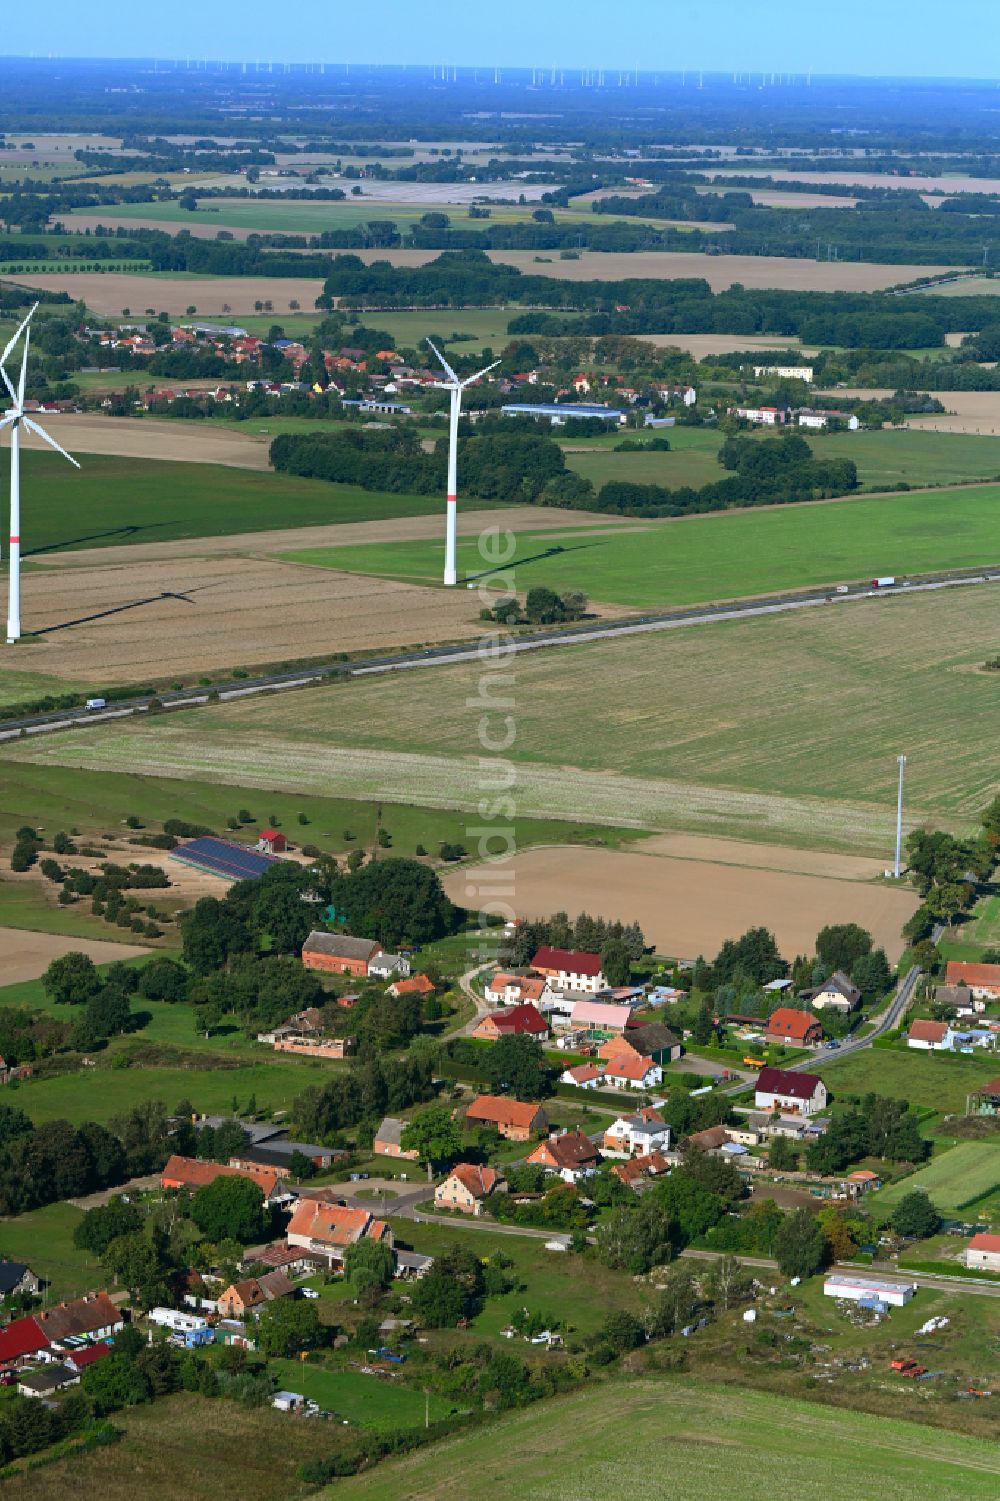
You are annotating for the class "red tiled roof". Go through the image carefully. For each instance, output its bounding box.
[909,1019,950,1043]
[475,1003,548,1037]
[287,1201,382,1249]
[945,962,1000,988]
[531,946,603,977]
[767,1008,821,1041]
[67,1342,111,1370]
[527,1130,600,1171]
[161,1155,281,1199]
[465,1095,543,1130]
[605,1054,657,1081]
[448,1163,502,1197]
[968,1232,1000,1253]
[0,1315,47,1364]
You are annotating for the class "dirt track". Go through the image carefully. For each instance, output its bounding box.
[442,843,916,961]
[18,413,272,469]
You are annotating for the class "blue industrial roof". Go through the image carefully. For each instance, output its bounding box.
[501,402,625,420]
[171,837,281,882]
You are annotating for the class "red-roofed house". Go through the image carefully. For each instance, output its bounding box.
[754,1067,827,1116]
[286,1201,393,1268]
[907,1019,955,1051]
[530,947,605,994]
[66,1342,112,1373]
[612,1152,672,1188]
[965,1231,1000,1272]
[434,1163,506,1216]
[945,962,1000,999]
[463,1095,548,1141]
[526,1130,601,1182]
[602,1053,663,1090]
[560,1062,606,1089]
[484,973,549,1008]
[256,828,287,855]
[388,974,435,998]
[0,1316,49,1370]
[766,1008,823,1047]
[473,1003,549,1042]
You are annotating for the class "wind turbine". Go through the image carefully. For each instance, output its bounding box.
[0,304,80,643]
[427,340,499,587]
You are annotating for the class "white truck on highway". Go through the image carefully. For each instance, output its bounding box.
[84,697,107,711]
[870,577,896,589]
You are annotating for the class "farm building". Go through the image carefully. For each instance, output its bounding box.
[501,401,627,425]
[823,1274,915,1307]
[754,1067,828,1117]
[171,836,282,882]
[569,999,638,1038]
[944,961,1000,999]
[301,932,383,977]
[388,974,435,998]
[373,1117,419,1161]
[965,1232,1000,1272]
[766,1009,823,1047]
[464,1095,548,1141]
[531,946,606,993]
[160,1154,290,1207]
[600,1021,681,1065]
[256,828,287,855]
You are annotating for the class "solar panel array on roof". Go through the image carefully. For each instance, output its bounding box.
[171,837,281,882]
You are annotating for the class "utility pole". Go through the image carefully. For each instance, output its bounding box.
[894,755,907,879]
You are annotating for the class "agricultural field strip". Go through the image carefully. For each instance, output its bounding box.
[871,1143,1000,1212]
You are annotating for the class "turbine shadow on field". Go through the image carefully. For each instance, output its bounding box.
[464,539,601,584]
[25,522,175,557]
[29,590,195,636]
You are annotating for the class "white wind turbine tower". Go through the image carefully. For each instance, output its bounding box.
[1,304,80,643]
[427,340,499,586]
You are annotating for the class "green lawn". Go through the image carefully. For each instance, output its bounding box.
[0,451,485,557]
[329,1377,1000,1501]
[0,1201,102,1301]
[819,1046,1000,1113]
[869,1141,1000,1215]
[0,668,87,710]
[268,1358,455,1430]
[0,877,149,944]
[964,892,1000,950]
[280,482,1000,610]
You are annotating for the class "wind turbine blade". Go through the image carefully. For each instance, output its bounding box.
[22,417,81,468]
[426,337,459,386]
[0,364,15,408]
[462,358,502,389]
[0,303,37,372]
[17,325,29,406]
[0,411,17,430]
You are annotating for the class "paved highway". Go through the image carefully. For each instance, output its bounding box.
[1,566,997,742]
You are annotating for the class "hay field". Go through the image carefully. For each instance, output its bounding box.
[872,1142,1000,1215]
[440,844,915,959]
[18,413,272,469]
[11,584,998,850]
[904,392,1000,435]
[329,1378,1000,1501]
[5,272,326,317]
[639,332,817,357]
[13,555,494,681]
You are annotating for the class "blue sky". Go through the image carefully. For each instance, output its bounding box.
[4,1,999,77]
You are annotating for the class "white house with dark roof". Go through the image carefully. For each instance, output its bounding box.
[798,970,861,1013]
[754,1066,827,1117]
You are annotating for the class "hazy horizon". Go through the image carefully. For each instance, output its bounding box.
[0,1,997,80]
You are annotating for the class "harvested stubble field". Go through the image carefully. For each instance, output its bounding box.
[10,584,998,851]
[18,412,272,469]
[441,843,915,960]
[0,926,149,984]
[309,482,1000,608]
[871,1142,1000,1215]
[5,271,327,317]
[328,1377,1000,1501]
[14,555,495,682]
[323,247,955,292]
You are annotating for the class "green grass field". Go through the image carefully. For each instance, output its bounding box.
[267,1358,455,1429]
[567,428,1000,496]
[0,1201,102,1301]
[0,451,480,556]
[820,1046,1000,1113]
[24,583,990,848]
[283,482,1000,610]
[4,1391,341,1501]
[329,1377,1000,1501]
[0,760,640,859]
[870,1141,1000,1214]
